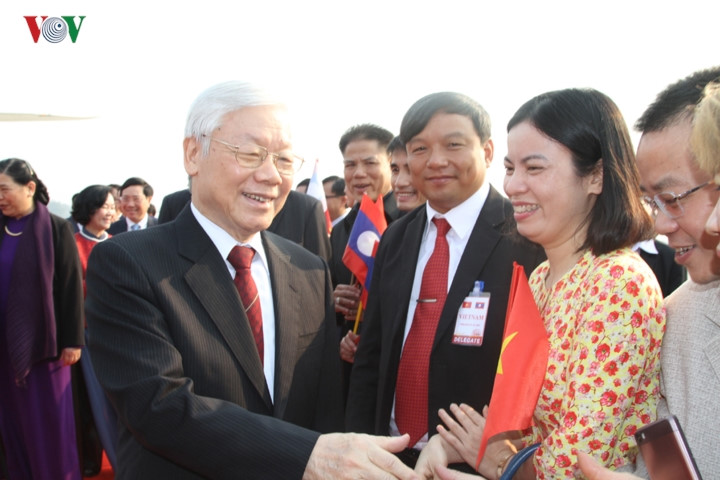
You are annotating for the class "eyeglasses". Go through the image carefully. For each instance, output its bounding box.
[203,135,304,176]
[642,181,710,219]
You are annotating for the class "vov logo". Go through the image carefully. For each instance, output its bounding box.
[24,16,86,43]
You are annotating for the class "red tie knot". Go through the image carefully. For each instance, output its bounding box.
[432,217,451,237]
[228,245,255,271]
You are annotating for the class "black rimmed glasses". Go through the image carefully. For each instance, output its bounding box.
[203,135,304,176]
[642,181,710,219]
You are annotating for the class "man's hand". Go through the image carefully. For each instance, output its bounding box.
[577,452,642,480]
[334,284,361,321]
[59,347,82,366]
[340,331,360,363]
[303,433,419,480]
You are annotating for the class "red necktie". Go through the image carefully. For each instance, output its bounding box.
[395,217,451,447]
[228,245,264,365]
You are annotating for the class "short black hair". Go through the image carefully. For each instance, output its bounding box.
[120,177,153,198]
[330,178,345,196]
[387,136,405,156]
[635,66,720,133]
[400,92,491,145]
[296,178,310,188]
[338,124,394,155]
[71,185,112,225]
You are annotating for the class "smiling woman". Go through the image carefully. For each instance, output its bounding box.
[0,158,85,480]
[418,89,665,480]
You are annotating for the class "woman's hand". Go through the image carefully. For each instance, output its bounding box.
[415,434,461,480]
[59,347,81,366]
[577,452,642,480]
[436,403,486,468]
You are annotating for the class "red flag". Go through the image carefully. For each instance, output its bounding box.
[341,194,387,304]
[476,262,549,468]
[306,158,331,234]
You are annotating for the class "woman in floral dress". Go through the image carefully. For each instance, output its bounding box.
[416,89,666,480]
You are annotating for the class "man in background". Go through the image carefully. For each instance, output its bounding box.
[107,177,157,234]
[322,175,349,228]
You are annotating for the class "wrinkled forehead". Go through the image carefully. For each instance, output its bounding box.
[218,105,293,146]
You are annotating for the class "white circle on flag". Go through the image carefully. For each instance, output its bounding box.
[357,231,380,256]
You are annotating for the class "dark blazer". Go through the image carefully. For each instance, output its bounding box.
[158,189,191,224]
[346,186,544,437]
[638,240,687,297]
[85,207,343,479]
[268,190,331,262]
[107,215,158,235]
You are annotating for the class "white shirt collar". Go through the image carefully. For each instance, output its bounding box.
[423,181,490,238]
[126,215,149,230]
[190,203,269,273]
[633,239,659,255]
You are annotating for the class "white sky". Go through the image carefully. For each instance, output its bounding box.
[1,0,718,213]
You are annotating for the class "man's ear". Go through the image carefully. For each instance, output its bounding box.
[184,137,201,176]
[483,139,494,167]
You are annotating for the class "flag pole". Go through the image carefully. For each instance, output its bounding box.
[353,301,363,334]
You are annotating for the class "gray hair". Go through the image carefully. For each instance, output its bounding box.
[184,81,283,156]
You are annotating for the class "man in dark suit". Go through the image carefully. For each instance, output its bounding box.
[345,92,544,469]
[158,184,191,224]
[268,189,331,262]
[331,124,401,324]
[634,238,687,297]
[107,177,158,234]
[85,81,416,480]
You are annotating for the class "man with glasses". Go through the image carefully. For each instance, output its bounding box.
[85,81,417,480]
[578,67,720,479]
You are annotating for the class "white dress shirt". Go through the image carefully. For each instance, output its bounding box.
[191,203,277,401]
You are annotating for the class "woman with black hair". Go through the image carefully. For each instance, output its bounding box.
[0,158,84,479]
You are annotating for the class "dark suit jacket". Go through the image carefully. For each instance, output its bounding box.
[107,215,158,235]
[85,207,343,479]
[158,189,191,224]
[346,186,545,437]
[268,190,331,262]
[638,240,687,297]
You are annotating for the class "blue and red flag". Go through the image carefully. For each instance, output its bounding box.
[342,193,387,304]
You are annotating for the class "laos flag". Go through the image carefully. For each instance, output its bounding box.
[342,194,387,304]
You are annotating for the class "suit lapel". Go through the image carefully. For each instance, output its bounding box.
[433,187,508,349]
[390,212,427,351]
[261,232,299,419]
[177,210,270,405]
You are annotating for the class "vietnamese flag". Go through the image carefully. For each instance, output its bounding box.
[341,193,387,304]
[476,262,549,468]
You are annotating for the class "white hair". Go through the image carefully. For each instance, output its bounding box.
[184,81,284,156]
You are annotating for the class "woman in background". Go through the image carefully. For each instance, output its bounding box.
[70,184,118,474]
[417,89,665,479]
[0,158,84,480]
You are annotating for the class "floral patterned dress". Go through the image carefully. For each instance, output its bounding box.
[522,248,665,478]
